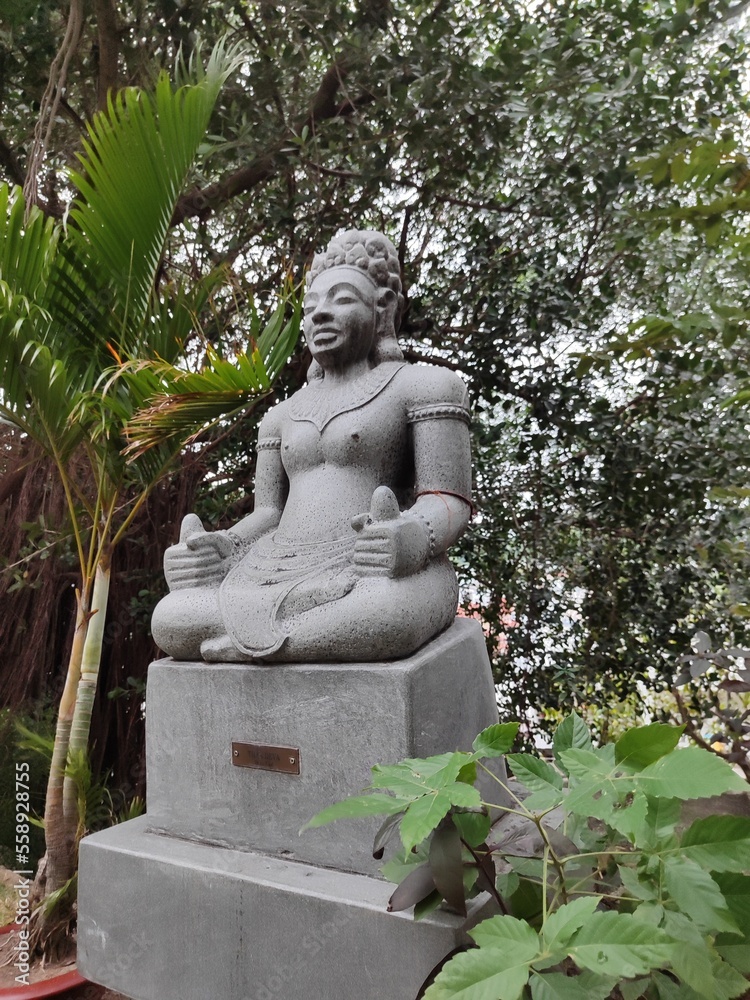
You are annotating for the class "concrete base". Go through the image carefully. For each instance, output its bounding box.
[78,817,476,1000]
[78,617,500,1000]
[145,617,497,874]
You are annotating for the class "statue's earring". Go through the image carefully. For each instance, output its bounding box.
[375,288,398,335]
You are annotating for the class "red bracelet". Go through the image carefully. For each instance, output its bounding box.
[415,490,477,517]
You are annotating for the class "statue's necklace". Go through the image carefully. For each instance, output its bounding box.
[288,362,406,432]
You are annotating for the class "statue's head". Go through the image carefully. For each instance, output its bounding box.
[305,230,404,378]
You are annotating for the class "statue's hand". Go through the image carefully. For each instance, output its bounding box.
[352,487,432,578]
[164,513,238,591]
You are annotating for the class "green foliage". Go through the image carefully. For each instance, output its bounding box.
[15,719,144,841]
[0,707,52,869]
[3,0,750,750]
[0,44,305,947]
[120,292,302,459]
[67,40,243,344]
[305,715,750,999]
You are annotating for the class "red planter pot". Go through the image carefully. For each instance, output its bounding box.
[0,923,102,999]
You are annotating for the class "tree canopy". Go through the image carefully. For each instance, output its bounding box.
[2,0,750,749]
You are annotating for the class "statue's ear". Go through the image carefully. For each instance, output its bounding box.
[376,287,398,334]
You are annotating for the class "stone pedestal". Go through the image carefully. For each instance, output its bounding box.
[78,618,499,1000]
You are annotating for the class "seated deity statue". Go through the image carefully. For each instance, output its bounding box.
[151,229,473,663]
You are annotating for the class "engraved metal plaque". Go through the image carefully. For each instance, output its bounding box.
[232,741,301,775]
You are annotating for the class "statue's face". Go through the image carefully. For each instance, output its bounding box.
[303,268,377,367]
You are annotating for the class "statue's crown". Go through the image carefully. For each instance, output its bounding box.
[308,230,402,306]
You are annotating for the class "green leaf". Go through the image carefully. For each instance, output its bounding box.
[636,747,749,800]
[679,815,750,872]
[639,796,682,848]
[414,889,444,921]
[401,792,453,850]
[370,763,435,798]
[66,41,243,342]
[300,792,409,832]
[557,749,614,780]
[422,945,533,1000]
[529,970,616,1000]
[472,723,520,758]
[715,936,750,974]
[618,865,657,901]
[553,713,593,771]
[441,782,482,809]
[608,792,649,844]
[469,914,540,952]
[670,940,722,999]
[564,779,621,824]
[674,945,750,1000]
[652,970,704,1000]
[661,908,708,949]
[507,856,546,879]
[542,897,600,950]
[620,979,651,1000]
[371,752,475,798]
[507,872,545,924]
[496,870,520,900]
[663,858,739,933]
[708,952,750,999]
[614,723,684,771]
[713,872,750,929]
[453,810,492,848]
[568,912,676,978]
[402,752,474,786]
[632,902,666,926]
[506,754,563,793]
[520,786,566,812]
[381,843,429,883]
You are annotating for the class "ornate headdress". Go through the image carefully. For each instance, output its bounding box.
[307,229,404,332]
[305,230,405,390]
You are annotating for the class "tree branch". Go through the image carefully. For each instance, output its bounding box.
[172,153,279,225]
[0,466,28,507]
[171,60,392,226]
[24,0,85,208]
[0,132,24,187]
[306,60,351,125]
[95,0,120,111]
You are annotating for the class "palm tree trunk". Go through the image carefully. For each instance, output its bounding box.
[33,556,111,957]
[63,553,111,844]
[39,589,89,899]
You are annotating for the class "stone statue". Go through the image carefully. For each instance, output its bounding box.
[151,230,473,663]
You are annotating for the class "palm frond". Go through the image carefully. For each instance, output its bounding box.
[0,275,87,458]
[121,292,301,459]
[62,40,243,351]
[0,186,59,300]
[142,265,228,365]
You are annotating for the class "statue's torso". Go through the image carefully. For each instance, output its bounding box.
[274,363,413,542]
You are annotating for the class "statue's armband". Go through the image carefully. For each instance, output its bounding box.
[407,401,472,501]
[406,402,471,428]
[256,437,282,452]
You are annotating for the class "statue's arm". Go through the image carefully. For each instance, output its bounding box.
[352,368,472,578]
[229,407,288,545]
[163,405,288,590]
[405,368,473,556]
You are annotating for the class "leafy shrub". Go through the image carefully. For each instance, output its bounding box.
[0,706,53,871]
[304,714,750,1000]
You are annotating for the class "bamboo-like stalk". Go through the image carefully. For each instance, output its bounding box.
[62,552,111,841]
[38,589,89,898]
